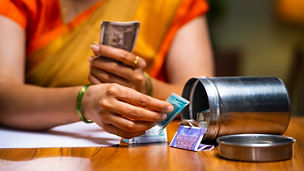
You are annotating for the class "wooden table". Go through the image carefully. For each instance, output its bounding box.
[0,117,303,171]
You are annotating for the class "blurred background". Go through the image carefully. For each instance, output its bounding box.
[207,0,304,116]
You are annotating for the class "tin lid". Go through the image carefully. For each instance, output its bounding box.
[217,134,296,162]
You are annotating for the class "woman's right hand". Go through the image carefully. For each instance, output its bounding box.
[82,83,174,139]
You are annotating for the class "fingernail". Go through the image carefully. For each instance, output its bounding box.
[88,56,93,62]
[168,105,174,112]
[162,114,167,120]
[90,44,100,52]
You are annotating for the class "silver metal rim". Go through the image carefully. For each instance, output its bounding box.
[217,134,296,147]
[217,134,295,161]
[197,77,221,141]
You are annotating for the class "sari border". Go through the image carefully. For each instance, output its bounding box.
[149,0,209,81]
[27,0,105,55]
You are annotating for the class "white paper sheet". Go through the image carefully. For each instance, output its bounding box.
[0,122,121,148]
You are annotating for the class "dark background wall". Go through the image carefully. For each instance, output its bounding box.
[207,0,304,115]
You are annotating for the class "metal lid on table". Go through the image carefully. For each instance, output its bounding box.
[216,134,296,162]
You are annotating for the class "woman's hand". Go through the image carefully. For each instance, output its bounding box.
[89,44,150,94]
[82,83,173,139]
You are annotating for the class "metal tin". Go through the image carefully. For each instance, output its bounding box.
[217,134,296,162]
[181,77,291,141]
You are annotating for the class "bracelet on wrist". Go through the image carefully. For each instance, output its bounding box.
[76,84,94,123]
[144,72,153,96]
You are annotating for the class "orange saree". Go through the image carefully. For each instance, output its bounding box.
[277,0,304,26]
[0,0,208,87]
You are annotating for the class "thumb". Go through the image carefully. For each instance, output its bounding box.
[90,44,101,55]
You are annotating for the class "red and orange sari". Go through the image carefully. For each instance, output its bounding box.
[0,0,208,87]
[277,0,304,26]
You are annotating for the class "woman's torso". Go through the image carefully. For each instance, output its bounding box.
[0,0,208,87]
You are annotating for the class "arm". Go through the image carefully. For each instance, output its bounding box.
[0,16,80,130]
[90,16,214,100]
[152,16,214,100]
[0,16,173,138]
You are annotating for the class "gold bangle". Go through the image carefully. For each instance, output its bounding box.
[144,72,153,96]
[76,84,94,123]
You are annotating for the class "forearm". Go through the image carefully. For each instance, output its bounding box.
[151,79,184,100]
[0,83,81,130]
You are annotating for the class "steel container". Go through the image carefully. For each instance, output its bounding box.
[181,77,291,141]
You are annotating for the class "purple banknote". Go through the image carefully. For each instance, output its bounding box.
[170,125,214,151]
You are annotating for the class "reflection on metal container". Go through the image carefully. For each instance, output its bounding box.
[181,77,291,142]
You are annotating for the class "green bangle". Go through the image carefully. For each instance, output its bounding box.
[144,72,153,96]
[76,84,94,123]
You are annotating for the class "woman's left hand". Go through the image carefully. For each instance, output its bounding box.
[89,44,150,94]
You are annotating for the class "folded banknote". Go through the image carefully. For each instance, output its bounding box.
[170,125,214,151]
[99,21,140,64]
[157,93,189,133]
[100,21,140,52]
[122,125,167,144]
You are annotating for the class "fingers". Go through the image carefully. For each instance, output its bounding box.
[91,67,135,88]
[88,83,174,138]
[90,58,146,87]
[90,44,148,93]
[106,84,173,113]
[91,57,136,82]
[91,44,146,68]
[101,113,155,133]
[102,123,146,139]
[88,74,101,84]
[108,100,166,122]
[118,87,173,113]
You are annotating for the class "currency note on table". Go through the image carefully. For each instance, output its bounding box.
[122,125,167,144]
[170,125,214,151]
[157,93,190,133]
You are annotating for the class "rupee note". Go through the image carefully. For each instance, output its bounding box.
[100,21,140,52]
[170,125,214,151]
[196,109,209,129]
[157,93,190,132]
[122,126,167,144]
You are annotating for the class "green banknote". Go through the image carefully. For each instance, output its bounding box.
[158,93,190,131]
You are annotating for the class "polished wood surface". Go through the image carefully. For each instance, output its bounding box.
[0,117,303,171]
